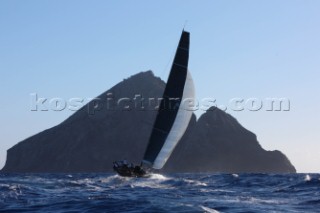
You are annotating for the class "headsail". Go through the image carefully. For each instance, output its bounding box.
[142,31,195,169]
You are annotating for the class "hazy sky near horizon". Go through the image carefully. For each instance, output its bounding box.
[1,1,319,172]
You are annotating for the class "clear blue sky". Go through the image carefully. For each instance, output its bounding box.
[1,0,319,172]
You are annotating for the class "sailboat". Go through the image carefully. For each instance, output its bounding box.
[113,30,195,177]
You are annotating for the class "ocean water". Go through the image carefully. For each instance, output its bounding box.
[0,173,319,212]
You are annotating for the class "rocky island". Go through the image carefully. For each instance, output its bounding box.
[1,71,296,173]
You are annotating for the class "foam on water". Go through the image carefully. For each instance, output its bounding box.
[232,173,239,178]
[148,173,170,181]
[129,173,174,189]
[99,174,119,183]
[304,174,311,181]
[200,205,220,213]
[0,173,319,212]
[183,178,207,186]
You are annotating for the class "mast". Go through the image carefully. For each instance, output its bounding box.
[142,30,194,169]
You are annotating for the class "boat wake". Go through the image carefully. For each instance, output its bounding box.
[148,173,170,181]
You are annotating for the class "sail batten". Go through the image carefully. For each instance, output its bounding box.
[173,63,188,68]
[142,31,194,169]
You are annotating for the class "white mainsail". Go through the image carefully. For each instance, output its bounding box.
[142,30,194,170]
[152,70,195,169]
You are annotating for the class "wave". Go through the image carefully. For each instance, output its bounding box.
[200,205,220,213]
[1,173,319,212]
[148,173,170,181]
[183,178,208,186]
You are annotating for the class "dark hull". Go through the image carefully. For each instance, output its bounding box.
[113,161,149,178]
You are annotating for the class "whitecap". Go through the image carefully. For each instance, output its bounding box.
[205,196,284,205]
[148,173,170,181]
[69,178,93,186]
[200,205,220,213]
[100,174,125,183]
[212,189,235,193]
[304,174,311,181]
[129,173,173,189]
[232,173,239,178]
[248,197,283,204]
[130,181,171,189]
[184,179,207,186]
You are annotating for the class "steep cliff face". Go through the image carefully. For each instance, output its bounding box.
[2,71,296,173]
[165,107,296,173]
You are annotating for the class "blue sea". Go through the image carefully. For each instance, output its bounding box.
[0,173,319,212]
